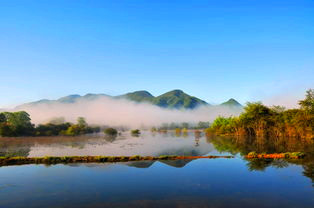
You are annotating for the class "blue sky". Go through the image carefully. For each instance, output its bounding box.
[0,0,313,107]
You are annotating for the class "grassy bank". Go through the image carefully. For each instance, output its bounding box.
[0,155,234,166]
[0,153,306,166]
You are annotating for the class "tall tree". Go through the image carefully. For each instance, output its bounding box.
[299,89,314,113]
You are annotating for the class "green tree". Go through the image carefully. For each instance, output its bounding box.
[239,102,274,137]
[299,89,314,113]
[77,117,87,128]
[0,111,34,136]
[64,125,81,136]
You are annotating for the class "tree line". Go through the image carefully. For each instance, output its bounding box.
[152,121,210,132]
[206,89,313,140]
[0,113,100,137]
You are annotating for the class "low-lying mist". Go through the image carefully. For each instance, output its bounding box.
[15,97,242,128]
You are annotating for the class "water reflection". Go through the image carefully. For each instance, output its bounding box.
[0,132,313,185]
[0,132,215,158]
[0,132,313,208]
[207,135,314,186]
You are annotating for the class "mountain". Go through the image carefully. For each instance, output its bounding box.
[15,93,110,110]
[220,98,242,107]
[16,99,55,109]
[153,90,208,109]
[118,89,209,109]
[14,90,242,110]
[118,90,154,103]
[57,94,110,103]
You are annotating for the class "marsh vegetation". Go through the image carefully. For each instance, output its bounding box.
[206,89,313,140]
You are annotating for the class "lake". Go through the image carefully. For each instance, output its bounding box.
[0,132,313,208]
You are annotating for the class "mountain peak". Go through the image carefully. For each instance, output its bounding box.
[155,90,208,109]
[129,90,154,97]
[168,89,184,94]
[119,90,154,103]
[220,98,242,107]
[227,98,237,102]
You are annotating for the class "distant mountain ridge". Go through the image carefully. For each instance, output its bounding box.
[120,89,209,109]
[15,90,242,110]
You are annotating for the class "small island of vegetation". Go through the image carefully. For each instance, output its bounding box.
[131,129,141,136]
[104,128,118,136]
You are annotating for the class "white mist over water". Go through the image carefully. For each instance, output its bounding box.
[14,97,242,128]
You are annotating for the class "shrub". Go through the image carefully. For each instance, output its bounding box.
[131,129,141,135]
[248,151,258,158]
[104,128,118,136]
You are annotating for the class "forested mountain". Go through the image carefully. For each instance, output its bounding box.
[119,89,209,109]
[152,90,208,109]
[14,90,242,110]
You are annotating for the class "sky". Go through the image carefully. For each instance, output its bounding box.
[0,0,313,108]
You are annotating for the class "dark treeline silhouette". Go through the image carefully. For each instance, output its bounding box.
[206,89,313,140]
[0,113,100,137]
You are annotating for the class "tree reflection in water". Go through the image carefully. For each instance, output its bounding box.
[206,134,314,186]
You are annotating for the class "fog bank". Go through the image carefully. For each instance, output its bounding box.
[15,97,242,128]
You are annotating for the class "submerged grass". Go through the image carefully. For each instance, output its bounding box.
[0,155,234,166]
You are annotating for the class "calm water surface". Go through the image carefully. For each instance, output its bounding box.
[0,132,313,208]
